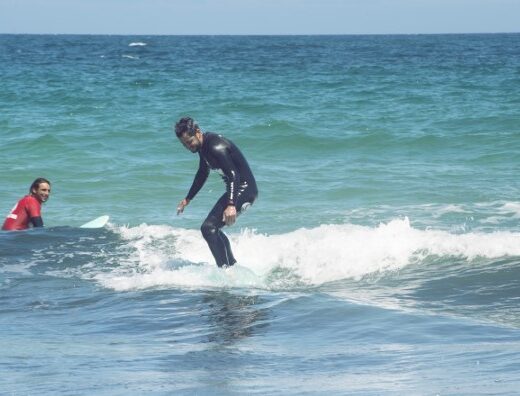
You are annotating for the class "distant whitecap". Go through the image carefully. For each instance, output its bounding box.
[128,42,147,47]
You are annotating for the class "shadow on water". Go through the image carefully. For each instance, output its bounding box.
[155,290,272,393]
[202,291,270,346]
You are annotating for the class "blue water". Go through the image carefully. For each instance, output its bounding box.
[1,34,520,395]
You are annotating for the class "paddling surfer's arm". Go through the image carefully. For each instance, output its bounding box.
[31,216,44,227]
[27,196,44,227]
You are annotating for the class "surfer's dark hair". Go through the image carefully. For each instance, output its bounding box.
[175,117,199,138]
[30,177,51,193]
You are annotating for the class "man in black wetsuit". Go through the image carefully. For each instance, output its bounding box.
[174,117,258,268]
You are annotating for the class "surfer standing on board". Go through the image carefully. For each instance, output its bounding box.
[174,117,258,268]
[2,178,51,231]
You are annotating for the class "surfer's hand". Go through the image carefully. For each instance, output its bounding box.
[177,198,189,215]
[223,205,237,226]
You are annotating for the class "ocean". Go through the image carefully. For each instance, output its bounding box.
[1,33,520,395]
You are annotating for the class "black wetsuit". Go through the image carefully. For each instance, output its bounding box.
[186,132,258,267]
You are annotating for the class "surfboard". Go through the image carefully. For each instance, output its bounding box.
[224,265,260,287]
[80,215,109,229]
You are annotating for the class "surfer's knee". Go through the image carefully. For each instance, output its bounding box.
[200,221,218,241]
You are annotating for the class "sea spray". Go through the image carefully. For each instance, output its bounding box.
[93,218,520,291]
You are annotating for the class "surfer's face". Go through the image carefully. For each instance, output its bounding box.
[179,131,202,153]
[32,183,51,203]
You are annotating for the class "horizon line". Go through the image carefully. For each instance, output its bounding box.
[1,31,519,37]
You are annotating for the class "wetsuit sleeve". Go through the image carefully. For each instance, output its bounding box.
[186,155,210,201]
[26,198,43,228]
[30,216,44,227]
[209,143,240,206]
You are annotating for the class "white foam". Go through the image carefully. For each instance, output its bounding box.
[341,202,520,240]
[432,204,469,216]
[95,264,263,292]
[94,219,520,291]
[499,201,520,218]
[128,42,147,47]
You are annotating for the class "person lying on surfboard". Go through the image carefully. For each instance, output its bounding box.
[2,178,51,231]
[174,117,258,268]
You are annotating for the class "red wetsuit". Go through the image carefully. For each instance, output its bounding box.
[2,195,42,231]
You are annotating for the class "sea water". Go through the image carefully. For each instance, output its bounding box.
[1,34,520,395]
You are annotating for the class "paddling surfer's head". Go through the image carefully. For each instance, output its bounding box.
[30,178,51,203]
[175,117,203,153]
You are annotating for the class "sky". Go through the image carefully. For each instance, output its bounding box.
[1,0,519,35]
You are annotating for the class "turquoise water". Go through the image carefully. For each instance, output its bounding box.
[1,34,520,394]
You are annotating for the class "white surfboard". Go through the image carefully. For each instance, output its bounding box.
[80,215,109,229]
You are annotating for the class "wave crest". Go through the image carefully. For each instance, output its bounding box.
[93,218,520,291]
